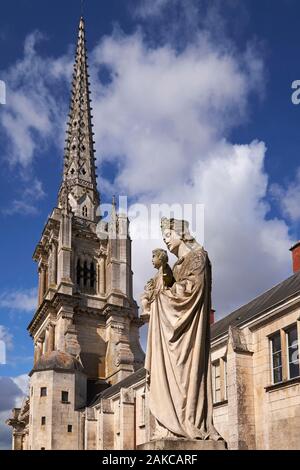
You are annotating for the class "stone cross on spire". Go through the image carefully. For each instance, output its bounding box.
[58,17,100,221]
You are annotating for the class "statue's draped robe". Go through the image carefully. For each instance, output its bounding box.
[145,247,219,440]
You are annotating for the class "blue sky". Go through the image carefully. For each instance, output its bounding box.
[1,0,300,448]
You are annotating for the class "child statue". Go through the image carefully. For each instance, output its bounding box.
[140,248,174,322]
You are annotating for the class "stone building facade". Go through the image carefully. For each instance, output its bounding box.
[7,17,300,451]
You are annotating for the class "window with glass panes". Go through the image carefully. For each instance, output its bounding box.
[212,360,221,403]
[224,359,228,400]
[271,333,282,384]
[286,325,299,379]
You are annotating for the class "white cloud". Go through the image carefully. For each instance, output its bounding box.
[0,410,12,450]
[2,178,46,216]
[185,141,291,314]
[0,375,29,450]
[129,141,292,317]
[92,32,260,196]
[132,0,252,55]
[0,288,37,313]
[271,169,300,223]
[0,31,72,168]
[3,200,39,216]
[12,374,29,403]
[0,31,72,215]
[0,325,13,351]
[23,178,45,200]
[89,31,293,316]
[134,0,169,18]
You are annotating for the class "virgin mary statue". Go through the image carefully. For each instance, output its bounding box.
[144,217,221,441]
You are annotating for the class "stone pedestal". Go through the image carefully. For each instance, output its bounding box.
[137,439,227,451]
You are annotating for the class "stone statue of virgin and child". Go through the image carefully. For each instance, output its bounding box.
[140,217,223,444]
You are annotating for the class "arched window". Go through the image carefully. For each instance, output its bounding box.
[76,260,81,285]
[90,262,95,289]
[83,261,88,287]
[82,206,88,217]
[76,258,96,293]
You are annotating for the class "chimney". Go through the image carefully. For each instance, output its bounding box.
[290,241,300,273]
[210,309,215,325]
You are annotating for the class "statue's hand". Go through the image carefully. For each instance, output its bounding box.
[145,279,154,290]
[140,312,150,324]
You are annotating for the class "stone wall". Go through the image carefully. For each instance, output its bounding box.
[251,308,300,449]
[29,370,86,450]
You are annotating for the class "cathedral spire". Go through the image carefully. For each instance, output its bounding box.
[58,17,100,220]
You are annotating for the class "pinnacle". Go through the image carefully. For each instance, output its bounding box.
[58,17,100,210]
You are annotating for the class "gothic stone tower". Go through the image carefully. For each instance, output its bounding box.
[23,17,144,451]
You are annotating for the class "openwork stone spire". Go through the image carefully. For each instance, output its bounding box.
[58,17,99,219]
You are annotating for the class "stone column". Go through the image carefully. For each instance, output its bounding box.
[44,266,48,294]
[98,400,114,450]
[42,336,46,355]
[12,431,24,450]
[57,212,73,294]
[48,247,54,286]
[80,260,84,291]
[44,328,49,354]
[38,267,43,305]
[38,268,41,305]
[23,429,29,450]
[53,242,58,285]
[34,343,38,365]
[36,339,43,362]
[47,323,55,353]
[39,264,47,302]
[119,388,135,450]
[49,244,58,287]
[97,264,100,294]
[34,341,43,365]
[85,408,97,450]
[99,257,106,296]
[117,214,132,298]
[65,323,81,357]
[56,304,74,352]
[105,311,134,384]
[227,326,256,450]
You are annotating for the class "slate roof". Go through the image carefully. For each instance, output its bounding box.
[211,270,300,340]
[90,367,146,407]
